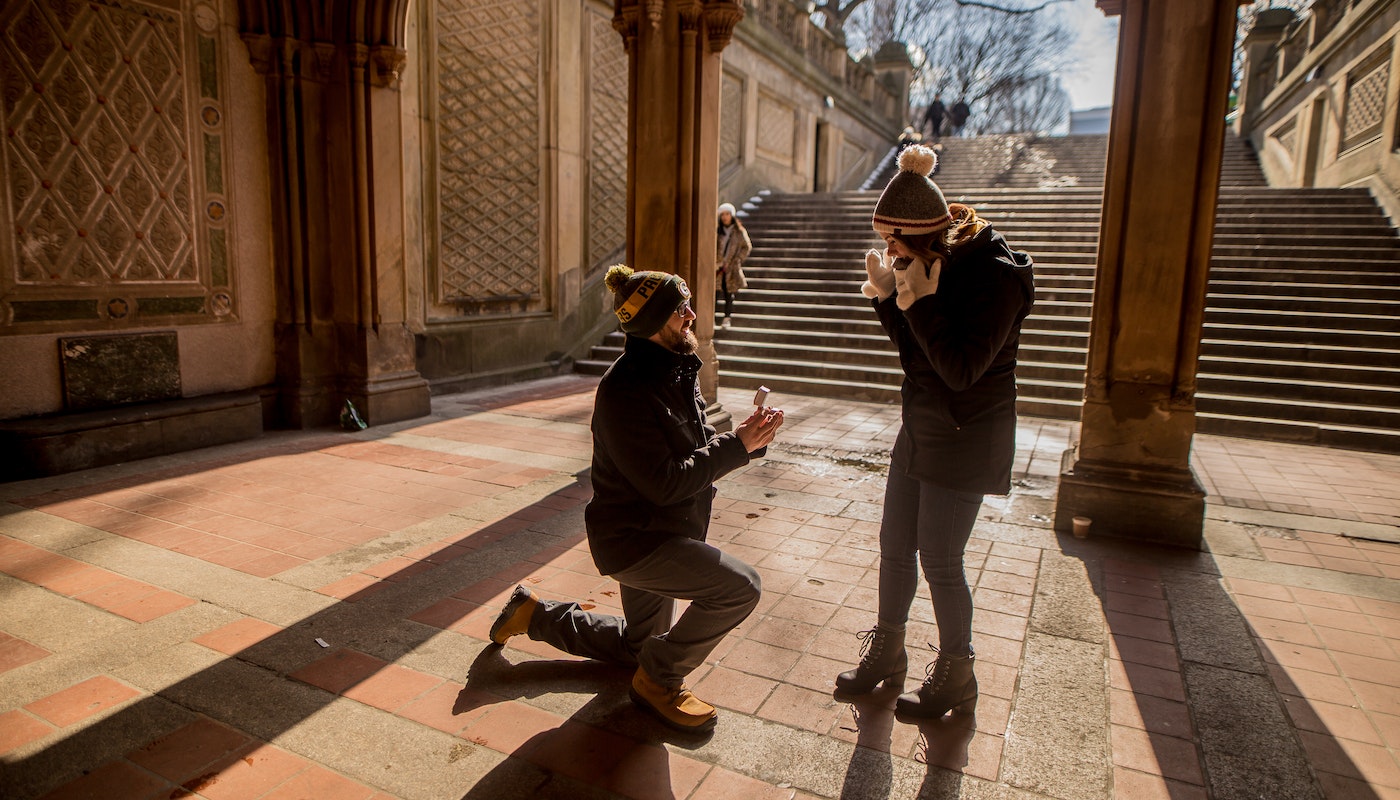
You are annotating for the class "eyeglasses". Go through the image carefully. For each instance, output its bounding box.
[675,300,693,317]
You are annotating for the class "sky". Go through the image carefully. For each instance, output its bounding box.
[1060,0,1120,111]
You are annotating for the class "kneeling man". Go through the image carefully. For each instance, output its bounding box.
[489,265,783,732]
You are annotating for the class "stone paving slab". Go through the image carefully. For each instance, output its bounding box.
[0,375,1397,799]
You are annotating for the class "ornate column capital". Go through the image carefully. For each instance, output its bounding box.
[702,0,745,53]
[613,1,642,52]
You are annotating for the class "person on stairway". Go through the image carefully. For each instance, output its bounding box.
[489,265,784,734]
[716,202,752,331]
[837,144,1035,721]
[922,93,946,140]
[949,99,971,136]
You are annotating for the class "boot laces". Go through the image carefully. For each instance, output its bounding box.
[920,646,950,692]
[854,628,886,667]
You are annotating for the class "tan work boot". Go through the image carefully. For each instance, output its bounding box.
[488,585,538,645]
[628,667,717,733]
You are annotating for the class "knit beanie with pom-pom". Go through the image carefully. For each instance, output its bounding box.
[872,144,951,236]
[605,264,691,338]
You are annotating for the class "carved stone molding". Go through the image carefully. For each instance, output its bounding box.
[613,1,641,51]
[703,0,745,53]
[645,0,665,29]
[370,45,407,88]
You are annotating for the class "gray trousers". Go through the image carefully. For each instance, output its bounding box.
[526,536,761,687]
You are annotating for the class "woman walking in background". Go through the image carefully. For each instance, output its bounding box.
[716,202,752,331]
[835,144,1034,720]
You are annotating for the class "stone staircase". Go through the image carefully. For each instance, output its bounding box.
[577,133,1400,452]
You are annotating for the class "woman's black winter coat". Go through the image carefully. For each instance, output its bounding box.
[873,225,1035,495]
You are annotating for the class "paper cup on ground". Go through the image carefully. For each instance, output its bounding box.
[1072,516,1092,539]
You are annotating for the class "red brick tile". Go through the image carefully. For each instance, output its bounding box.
[766,594,840,626]
[25,676,142,727]
[756,683,842,734]
[73,578,161,612]
[316,574,389,602]
[237,552,307,578]
[610,748,712,800]
[1110,634,1180,671]
[128,717,254,783]
[1110,724,1204,784]
[790,576,855,605]
[1284,697,1384,746]
[362,556,436,582]
[1248,617,1323,648]
[1304,605,1379,635]
[1333,651,1400,688]
[720,639,802,681]
[37,564,120,597]
[194,618,285,655]
[1105,611,1173,646]
[1298,730,1400,789]
[0,631,51,673]
[1290,587,1361,613]
[1103,558,1162,580]
[973,586,1033,617]
[1109,690,1194,739]
[398,681,494,734]
[460,700,564,753]
[1109,660,1186,703]
[1112,767,1209,800]
[0,709,54,754]
[195,744,308,800]
[109,590,197,623]
[1376,712,1400,751]
[342,664,443,712]
[977,570,1035,596]
[693,666,779,714]
[290,649,388,695]
[972,609,1028,642]
[1357,597,1400,621]
[1235,594,1306,623]
[408,596,477,629]
[1268,665,1358,706]
[969,634,1023,668]
[783,652,851,694]
[1106,591,1169,620]
[1226,577,1294,602]
[38,758,170,800]
[1260,641,1338,674]
[689,766,797,800]
[984,555,1038,578]
[748,616,821,651]
[260,765,377,800]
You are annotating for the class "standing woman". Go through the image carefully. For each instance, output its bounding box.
[834,144,1034,719]
[715,202,752,330]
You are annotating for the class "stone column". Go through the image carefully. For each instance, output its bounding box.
[240,31,430,428]
[613,0,744,421]
[1234,8,1296,137]
[1054,0,1241,548]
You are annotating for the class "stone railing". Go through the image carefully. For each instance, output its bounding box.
[741,0,904,124]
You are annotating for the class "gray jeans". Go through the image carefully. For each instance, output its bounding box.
[526,536,761,687]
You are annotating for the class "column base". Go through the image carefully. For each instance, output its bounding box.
[348,372,432,427]
[1054,445,1206,549]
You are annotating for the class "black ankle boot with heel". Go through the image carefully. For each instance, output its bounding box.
[896,647,977,719]
[834,626,908,695]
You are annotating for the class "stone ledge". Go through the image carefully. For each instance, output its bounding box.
[0,391,263,482]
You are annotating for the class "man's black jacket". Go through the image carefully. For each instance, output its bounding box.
[585,335,755,574]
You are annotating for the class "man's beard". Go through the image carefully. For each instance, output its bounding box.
[660,324,698,354]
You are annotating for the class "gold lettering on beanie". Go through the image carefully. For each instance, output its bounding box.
[616,273,665,323]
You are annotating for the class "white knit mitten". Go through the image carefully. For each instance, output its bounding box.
[895,256,942,310]
[861,249,896,301]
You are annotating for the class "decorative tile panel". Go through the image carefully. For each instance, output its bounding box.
[435,0,543,309]
[1341,48,1390,152]
[0,0,232,328]
[838,140,870,188]
[587,9,627,274]
[756,93,796,165]
[720,71,743,169]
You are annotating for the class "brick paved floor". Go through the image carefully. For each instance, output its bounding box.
[0,375,1397,799]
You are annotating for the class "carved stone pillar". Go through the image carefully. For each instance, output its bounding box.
[1054,0,1240,548]
[613,0,744,421]
[240,31,429,428]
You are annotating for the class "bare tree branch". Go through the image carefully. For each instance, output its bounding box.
[952,0,1072,13]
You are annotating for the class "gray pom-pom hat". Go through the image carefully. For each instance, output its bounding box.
[872,145,951,236]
